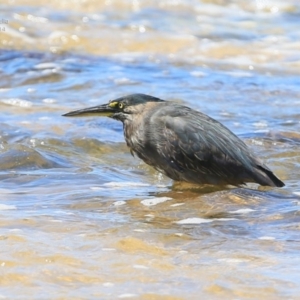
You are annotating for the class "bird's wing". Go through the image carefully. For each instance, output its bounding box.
[157,107,255,178]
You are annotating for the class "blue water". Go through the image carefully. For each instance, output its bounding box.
[0,1,300,298]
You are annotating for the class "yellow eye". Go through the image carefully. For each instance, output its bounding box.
[118,102,124,109]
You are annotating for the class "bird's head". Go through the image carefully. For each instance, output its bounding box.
[63,93,164,122]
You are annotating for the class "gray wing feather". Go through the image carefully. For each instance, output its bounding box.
[141,103,284,187]
[155,105,256,183]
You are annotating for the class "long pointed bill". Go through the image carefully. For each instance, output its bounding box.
[62,103,117,117]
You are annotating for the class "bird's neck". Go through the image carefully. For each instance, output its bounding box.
[123,118,144,151]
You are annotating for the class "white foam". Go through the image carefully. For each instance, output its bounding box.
[9,229,23,232]
[133,264,148,269]
[174,233,184,237]
[175,218,213,224]
[0,88,11,93]
[1,98,32,107]
[114,77,135,85]
[133,229,147,232]
[258,236,276,240]
[113,201,126,206]
[228,208,255,214]
[141,197,172,206]
[103,182,150,188]
[253,121,268,128]
[103,282,114,287]
[0,204,16,210]
[170,203,185,207]
[190,71,207,77]
[90,186,105,190]
[42,98,57,103]
[156,184,168,188]
[39,116,51,120]
[34,62,60,69]
[224,71,253,77]
[118,294,138,299]
[175,217,236,225]
[144,214,154,218]
[218,258,244,263]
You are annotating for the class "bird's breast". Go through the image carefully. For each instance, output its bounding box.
[123,120,159,167]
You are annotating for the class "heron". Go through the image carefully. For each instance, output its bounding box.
[63,93,284,187]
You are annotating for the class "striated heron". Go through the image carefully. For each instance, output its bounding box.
[63,94,284,187]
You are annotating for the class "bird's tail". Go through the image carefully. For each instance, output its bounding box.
[254,165,285,187]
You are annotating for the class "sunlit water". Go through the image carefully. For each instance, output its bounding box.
[0,1,300,299]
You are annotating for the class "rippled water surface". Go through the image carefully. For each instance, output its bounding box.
[1,1,300,299]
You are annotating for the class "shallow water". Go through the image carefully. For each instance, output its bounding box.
[0,1,300,299]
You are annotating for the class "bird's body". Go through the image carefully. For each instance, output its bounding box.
[63,94,284,187]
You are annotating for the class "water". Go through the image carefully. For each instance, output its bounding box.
[0,1,300,299]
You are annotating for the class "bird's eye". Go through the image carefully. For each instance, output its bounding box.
[118,102,124,109]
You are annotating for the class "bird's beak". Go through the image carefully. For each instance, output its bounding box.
[62,103,117,118]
